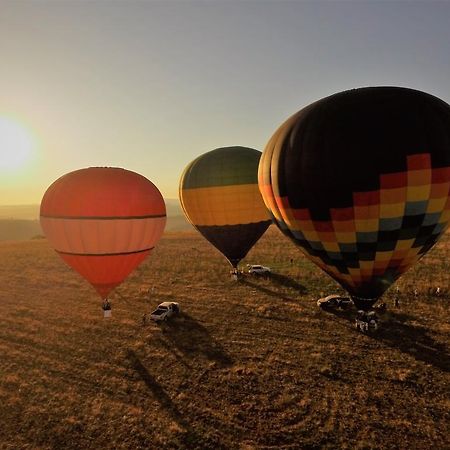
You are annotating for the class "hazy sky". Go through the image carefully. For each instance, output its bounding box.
[1,0,450,205]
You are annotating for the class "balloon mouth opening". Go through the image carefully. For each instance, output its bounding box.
[351,295,379,311]
[94,283,117,299]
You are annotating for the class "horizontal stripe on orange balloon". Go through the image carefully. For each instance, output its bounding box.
[180,184,269,226]
[40,213,166,220]
[40,217,166,255]
[56,247,153,257]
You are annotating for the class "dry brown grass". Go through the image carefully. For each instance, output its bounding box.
[0,227,448,449]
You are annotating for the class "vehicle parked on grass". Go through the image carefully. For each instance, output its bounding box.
[150,302,180,322]
[248,264,271,275]
[317,294,353,310]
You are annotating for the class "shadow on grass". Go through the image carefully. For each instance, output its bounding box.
[155,336,192,370]
[323,307,450,371]
[317,306,356,323]
[159,313,233,368]
[268,273,308,294]
[126,349,206,446]
[372,311,450,373]
[240,278,304,305]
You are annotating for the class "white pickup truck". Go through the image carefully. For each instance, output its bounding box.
[248,264,271,275]
[150,302,180,322]
[317,294,352,310]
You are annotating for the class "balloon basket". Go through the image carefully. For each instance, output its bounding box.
[355,310,379,333]
[102,299,112,316]
[230,269,239,281]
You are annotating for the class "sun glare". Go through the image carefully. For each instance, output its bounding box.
[0,117,36,172]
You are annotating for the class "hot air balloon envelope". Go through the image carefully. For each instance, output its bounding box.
[259,87,450,308]
[180,146,271,268]
[41,167,166,299]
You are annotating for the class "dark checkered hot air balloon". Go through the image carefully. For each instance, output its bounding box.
[179,146,271,269]
[40,167,166,302]
[259,87,450,309]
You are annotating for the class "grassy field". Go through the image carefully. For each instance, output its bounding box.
[0,227,448,449]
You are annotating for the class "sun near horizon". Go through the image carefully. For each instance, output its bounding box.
[0,117,37,173]
[0,115,42,206]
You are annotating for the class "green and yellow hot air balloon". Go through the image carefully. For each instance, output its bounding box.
[179,146,272,269]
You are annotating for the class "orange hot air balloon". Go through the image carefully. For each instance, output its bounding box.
[40,167,166,303]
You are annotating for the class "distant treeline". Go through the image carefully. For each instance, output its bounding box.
[0,220,43,241]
